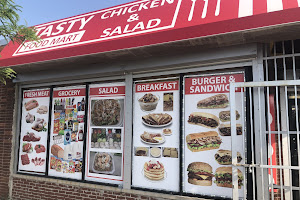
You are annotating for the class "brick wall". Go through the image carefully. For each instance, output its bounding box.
[11,175,202,200]
[0,80,15,198]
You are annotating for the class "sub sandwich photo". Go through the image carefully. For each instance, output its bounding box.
[219,110,240,122]
[218,124,243,136]
[197,94,229,109]
[214,149,242,165]
[186,131,222,152]
[188,112,219,129]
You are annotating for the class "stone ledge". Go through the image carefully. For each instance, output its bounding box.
[12,173,206,200]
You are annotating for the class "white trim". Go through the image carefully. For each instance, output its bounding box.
[267,0,283,13]
[238,0,253,18]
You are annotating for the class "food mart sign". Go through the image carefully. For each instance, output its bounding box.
[0,0,299,66]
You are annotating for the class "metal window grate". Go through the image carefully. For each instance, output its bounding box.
[231,40,300,200]
[263,39,300,200]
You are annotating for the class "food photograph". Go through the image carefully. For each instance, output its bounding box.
[18,89,50,174]
[143,160,165,181]
[91,128,122,150]
[197,94,229,109]
[214,167,244,189]
[186,132,222,152]
[132,80,180,192]
[184,73,245,197]
[187,162,213,186]
[91,99,123,127]
[135,147,149,157]
[162,147,178,158]
[150,147,161,158]
[142,113,172,127]
[140,131,165,145]
[88,151,122,176]
[214,149,242,165]
[138,93,159,112]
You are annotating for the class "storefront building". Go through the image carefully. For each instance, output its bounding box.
[0,0,300,199]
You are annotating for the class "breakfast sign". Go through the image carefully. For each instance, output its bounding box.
[0,0,299,67]
[132,79,180,192]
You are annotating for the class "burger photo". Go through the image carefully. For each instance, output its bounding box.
[187,162,214,186]
[214,167,243,188]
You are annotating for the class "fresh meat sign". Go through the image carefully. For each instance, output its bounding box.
[0,0,299,66]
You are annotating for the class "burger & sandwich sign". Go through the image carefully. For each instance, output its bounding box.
[184,72,245,198]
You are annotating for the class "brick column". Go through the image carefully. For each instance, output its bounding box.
[0,80,15,198]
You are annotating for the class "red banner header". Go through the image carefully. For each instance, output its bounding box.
[136,80,179,92]
[24,89,50,98]
[0,0,299,67]
[185,73,244,95]
[53,88,86,98]
[90,86,125,96]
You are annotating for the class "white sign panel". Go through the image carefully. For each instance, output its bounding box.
[48,86,86,179]
[183,72,245,198]
[132,79,180,192]
[85,82,125,184]
[18,88,50,174]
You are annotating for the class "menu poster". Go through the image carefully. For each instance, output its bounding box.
[85,82,125,184]
[18,89,50,174]
[48,86,86,179]
[132,80,180,192]
[183,73,245,198]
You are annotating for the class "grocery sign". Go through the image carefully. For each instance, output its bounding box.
[0,0,299,67]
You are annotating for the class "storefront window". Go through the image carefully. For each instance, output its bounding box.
[48,86,86,179]
[131,79,180,192]
[18,88,50,174]
[183,72,245,198]
[85,82,125,184]
[16,71,247,197]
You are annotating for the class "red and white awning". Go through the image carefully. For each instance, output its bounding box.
[0,0,299,67]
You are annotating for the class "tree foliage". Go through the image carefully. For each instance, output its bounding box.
[0,0,39,84]
[0,0,39,43]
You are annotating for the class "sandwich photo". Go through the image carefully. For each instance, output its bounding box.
[215,167,244,188]
[186,131,222,152]
[187,162,213,186]
[219,110,240,122]
[188,112,219,129]
[197,94,229,109]
[214,149,242,165]
[219,124,243,136]
[142,113,172,126]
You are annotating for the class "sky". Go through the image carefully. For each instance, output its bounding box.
[15,0,136,27]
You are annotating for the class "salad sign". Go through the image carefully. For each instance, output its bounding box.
[183,72,245,198]
[18,88,50,174]
[48,86,86,179]
[85,83,125,184]
[132,79,180,192]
